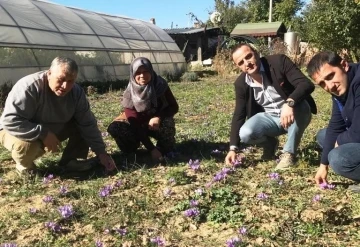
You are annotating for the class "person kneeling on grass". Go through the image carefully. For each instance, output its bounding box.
[107,57,179,162]
[307,51,360,192]
[225,43,317,170]
[0,57,116,177]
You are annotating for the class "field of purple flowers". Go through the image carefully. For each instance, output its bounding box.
[1,76,360,247]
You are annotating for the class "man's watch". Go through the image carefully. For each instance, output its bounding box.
[285,100,295,107]
[229,146,239,152]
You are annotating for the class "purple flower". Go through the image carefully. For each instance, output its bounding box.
[59,185,68,195]
[114,180,123,188]
[99,185,113,197]
[269,172,280,180]
[150,236,165,246]
[95,240,103,247]
[163,188,172,197]
[190,199,199,207]
[194,188,204,195]
[58,205,74,219]
[231,159,242,167]
[278,180,284,185]
[0,243,17,247]
[103,228,110,234]
[312,194,321,202]
[319,182,335,190]
[29,208,37,214]
[168,177,176,184]
[213,167,232,182]
[114,227,127,236]
[226,237,241,247]
[183,207,200,218]
[44,221,61,232]
[211,149,222,154]
[188,159,200,171]
[238,226,247,235]
[101,132,109,137]
[43,174,54,184]
[42,195,53,203]
[257,192,269,200]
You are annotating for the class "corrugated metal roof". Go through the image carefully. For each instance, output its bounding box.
[164,27,220,35]
[230,22,286,37]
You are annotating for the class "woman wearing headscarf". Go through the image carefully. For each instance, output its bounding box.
[107,57,179,161]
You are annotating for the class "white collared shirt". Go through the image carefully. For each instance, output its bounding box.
[245,63,285,117]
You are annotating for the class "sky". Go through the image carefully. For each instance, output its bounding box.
[47,0,241,29]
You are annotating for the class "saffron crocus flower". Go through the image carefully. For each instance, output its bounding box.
[114,227,127,236]
[101,132,109,137]
[44,221,61,232]
[211,149,222,154]
[190,199,199,207]
[183,207,200,218]
[278,180,284,185]
[95,240,103,247]
[194,188,204,195]
[29,208,37,214]
[168,177,176,184]
[163,188,172,197]
[319,182,335,190]
[238,226,247,235]
[150,236,165,246]
[257,192,269,200]
[0,243,17,247]
[42,195,53,203]
[114,180,123,188]
[226,237,241,247]
[269,172,280,180]
[99,185,113,197]
[312,194,321,202]
[213,167,232,182]
[188,159,200,171]
[43,174,54,184]
[59,185,68,195]
[103,228,110,234]
[58,205,74,219]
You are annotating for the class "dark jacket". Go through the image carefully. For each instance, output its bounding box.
[321,63,360,164]
[230,54,317,146]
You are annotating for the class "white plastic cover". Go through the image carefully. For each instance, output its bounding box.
[0,0,185,83]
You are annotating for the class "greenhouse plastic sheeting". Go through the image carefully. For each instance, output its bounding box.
[0,0,185,84]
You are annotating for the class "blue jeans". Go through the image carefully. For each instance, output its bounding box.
[239,101,312,154]
[317,128,360,182]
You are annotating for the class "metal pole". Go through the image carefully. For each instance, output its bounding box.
[268,0,273,47]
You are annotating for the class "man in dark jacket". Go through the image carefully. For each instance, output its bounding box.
[307,51,360,191]
[225,44,316,170]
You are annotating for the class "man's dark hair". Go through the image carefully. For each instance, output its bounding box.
[231,43,257,56]
[306,51,343,78]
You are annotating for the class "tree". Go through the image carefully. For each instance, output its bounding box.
[273,0,304,28]
[300,0,360,61]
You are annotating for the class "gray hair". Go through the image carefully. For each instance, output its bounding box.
[50,57,78,74]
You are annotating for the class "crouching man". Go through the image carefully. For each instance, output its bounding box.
[0,57,116,176]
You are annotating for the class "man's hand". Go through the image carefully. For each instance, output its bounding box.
[151,147,163,161]
[98,153,116,172]
[315,164,329,185]
[280,104,295,129]
[225,151,237,165]
[43,131,60,152]
[148,117,160,131]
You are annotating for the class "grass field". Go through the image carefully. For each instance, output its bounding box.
[1,75,360,247]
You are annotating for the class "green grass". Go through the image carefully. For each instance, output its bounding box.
[1,75,360,247]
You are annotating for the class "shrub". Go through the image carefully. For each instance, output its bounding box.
[181,72,198,82]
[213,48,238,77]
[0,80,13,108]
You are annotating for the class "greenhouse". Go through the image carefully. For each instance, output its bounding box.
[0,0,186,85]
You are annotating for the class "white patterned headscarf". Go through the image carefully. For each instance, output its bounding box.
[122,57,168,112]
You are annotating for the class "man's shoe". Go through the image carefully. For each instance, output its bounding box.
[261,137,279,160]
[348,184,360,193]
[63,158,98,172]
[275,152,296,170]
